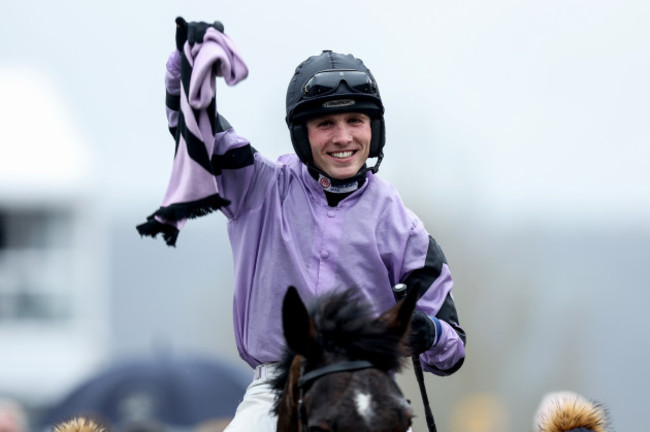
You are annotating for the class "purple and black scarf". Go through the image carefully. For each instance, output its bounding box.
[137,19,248,246]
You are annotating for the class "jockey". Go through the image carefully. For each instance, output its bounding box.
[138,19,466,431]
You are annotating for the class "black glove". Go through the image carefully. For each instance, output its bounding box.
[409,311,436,355]
[175,17,225,51]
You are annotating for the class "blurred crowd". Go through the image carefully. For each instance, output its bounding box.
[0,398,28,432]
[0,396,232,432]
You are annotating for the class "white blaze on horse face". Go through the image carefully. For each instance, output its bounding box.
[354,391,375,425]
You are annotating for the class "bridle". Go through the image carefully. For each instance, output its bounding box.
[296,359,374,430]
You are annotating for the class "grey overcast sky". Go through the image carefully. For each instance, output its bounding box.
[2,0,649,227]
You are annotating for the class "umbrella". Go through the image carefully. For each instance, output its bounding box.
[40,355,250,429]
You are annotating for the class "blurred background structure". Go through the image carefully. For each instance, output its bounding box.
[1,1,649,431]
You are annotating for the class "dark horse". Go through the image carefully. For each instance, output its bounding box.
[270,286,613,432]
[271,286,419,432]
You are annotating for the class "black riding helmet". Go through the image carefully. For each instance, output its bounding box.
[285,50,386,177]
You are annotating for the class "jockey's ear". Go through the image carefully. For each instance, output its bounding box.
[282,286,320,358]
[376,284,418,341]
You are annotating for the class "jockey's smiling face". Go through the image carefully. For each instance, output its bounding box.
[306,112,371,180]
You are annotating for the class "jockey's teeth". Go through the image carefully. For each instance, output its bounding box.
[331,151,353,158]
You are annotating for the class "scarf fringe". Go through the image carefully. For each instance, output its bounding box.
[136,218,180,247]
[156,194,231,222]
[136,194,230,246]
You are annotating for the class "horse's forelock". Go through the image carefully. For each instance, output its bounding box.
[310,289,406,371]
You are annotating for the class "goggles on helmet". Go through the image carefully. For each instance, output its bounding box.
[302,69,378,98]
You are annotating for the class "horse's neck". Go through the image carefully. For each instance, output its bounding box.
[276,355,303,432]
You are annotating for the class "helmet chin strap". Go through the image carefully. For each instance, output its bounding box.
[367,151,383,174]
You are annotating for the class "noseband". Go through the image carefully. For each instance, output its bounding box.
[297,359,374,429]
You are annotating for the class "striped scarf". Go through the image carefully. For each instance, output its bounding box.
[137,22,248,246]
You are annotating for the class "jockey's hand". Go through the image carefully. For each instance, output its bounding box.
[175,17,225,51]
[409,311,435,355]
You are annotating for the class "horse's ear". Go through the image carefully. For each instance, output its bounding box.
[376,285,419,338]
[282,286,320,358]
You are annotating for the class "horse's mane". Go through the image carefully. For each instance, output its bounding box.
[271,288,408,414]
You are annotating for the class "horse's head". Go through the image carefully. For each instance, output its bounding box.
[272,286,418,432]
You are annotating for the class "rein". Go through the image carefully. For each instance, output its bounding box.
[392,283,437,432]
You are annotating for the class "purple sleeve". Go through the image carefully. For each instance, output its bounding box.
[420,297,466,376]
[212,130,279,220]
[401,221,466,375]
[165,50,181,132]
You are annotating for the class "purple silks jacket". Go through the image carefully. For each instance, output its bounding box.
[214,146,465,373]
